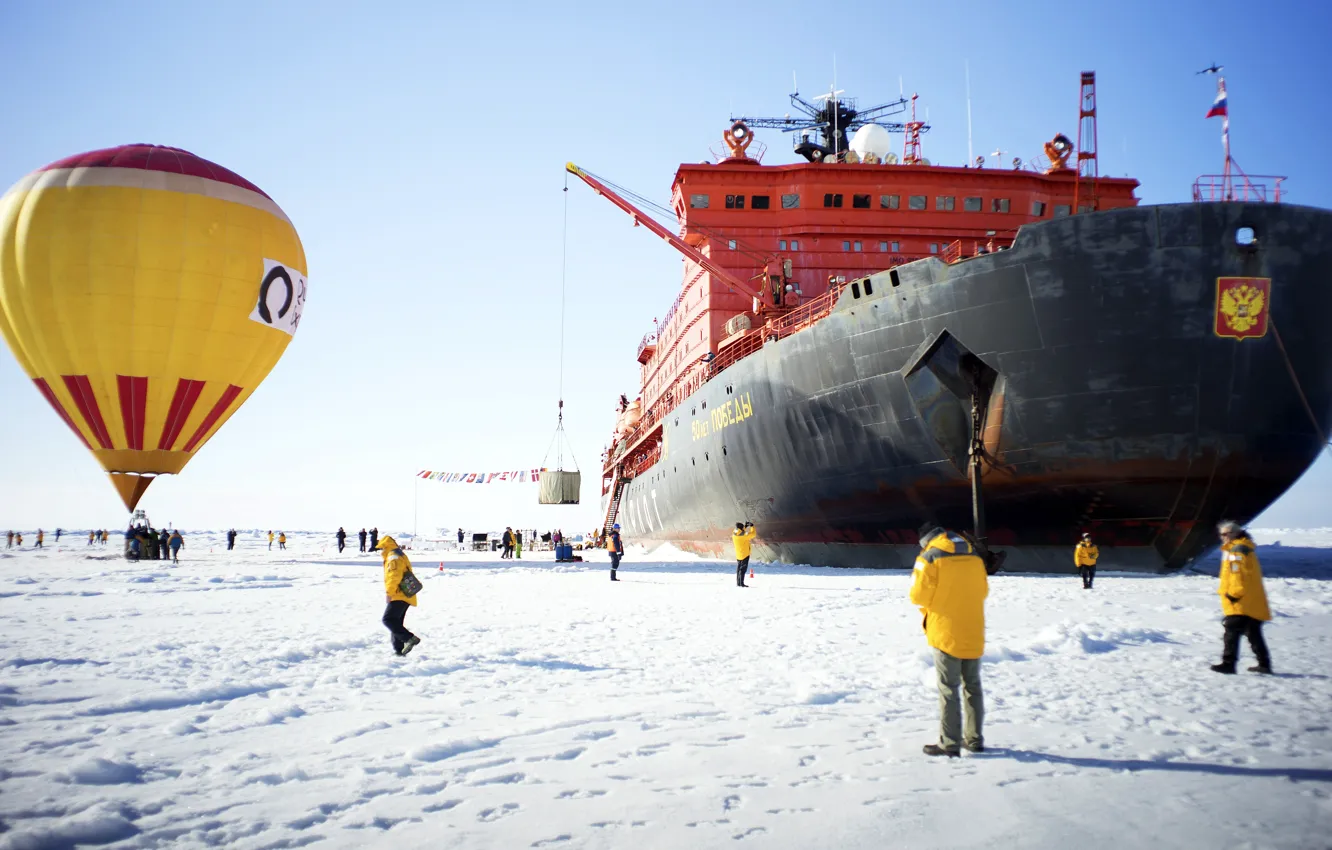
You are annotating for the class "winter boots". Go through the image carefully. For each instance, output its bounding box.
[923,744,960,758]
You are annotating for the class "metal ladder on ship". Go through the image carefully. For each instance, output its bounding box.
[603,468,628,535]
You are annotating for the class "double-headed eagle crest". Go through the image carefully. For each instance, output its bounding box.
[1214,277,1271,340]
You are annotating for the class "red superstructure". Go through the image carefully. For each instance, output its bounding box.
[571,85,1141,532]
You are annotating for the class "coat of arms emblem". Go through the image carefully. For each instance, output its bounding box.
[1214,277,1271,340]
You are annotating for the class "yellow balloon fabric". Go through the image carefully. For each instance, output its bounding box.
[0,145,307,510]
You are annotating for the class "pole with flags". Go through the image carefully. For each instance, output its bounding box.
[1205,76,1230,198]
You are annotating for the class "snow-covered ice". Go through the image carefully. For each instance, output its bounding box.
[0,531,1329,848]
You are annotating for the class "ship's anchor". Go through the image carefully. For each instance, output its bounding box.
[963,353,1006,575]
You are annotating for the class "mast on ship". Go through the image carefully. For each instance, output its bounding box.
[733,88,931,162]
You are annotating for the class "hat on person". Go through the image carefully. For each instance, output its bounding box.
[736,522,745,532]
[612,524,620,530]
[1082,532,1091,539]
[375,535,398,550]
[1217,520,1243,536]
[917,521,942,548]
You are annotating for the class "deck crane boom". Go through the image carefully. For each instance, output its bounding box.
[565,162,765,302]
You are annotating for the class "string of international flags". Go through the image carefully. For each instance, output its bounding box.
[417,469,543,483]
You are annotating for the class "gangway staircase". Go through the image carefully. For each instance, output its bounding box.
[603,466,628,534]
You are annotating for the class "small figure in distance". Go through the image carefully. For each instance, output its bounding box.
[1074,532,1099,589]
[169,529,183,564]
[336,526,347,553]
[1211,521,1273,675]
[359,527,368,553]
[606,524,624,581]
[732,521,757,587]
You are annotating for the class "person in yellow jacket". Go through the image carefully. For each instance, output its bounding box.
[1074,532,1099,589]
[909,524,989,757]
[278,532,287,551]
[732,521,757,587]
[1211,521,1272,674]
[378,535,421,656]
[267,530,274,550]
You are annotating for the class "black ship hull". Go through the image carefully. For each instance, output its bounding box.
[607,203,1332,572]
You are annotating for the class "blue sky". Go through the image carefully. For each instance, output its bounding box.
[1,0,1330,535]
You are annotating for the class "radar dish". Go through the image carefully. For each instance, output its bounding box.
[849,124,892,162]
[884,152,899,165]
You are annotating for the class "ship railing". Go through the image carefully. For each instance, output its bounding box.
[941,240,964,264]
[1192,174,1287,203]
[609,284,849,475]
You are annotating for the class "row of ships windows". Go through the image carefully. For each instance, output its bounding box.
[694,192,1077,217]
[725,237,966,255]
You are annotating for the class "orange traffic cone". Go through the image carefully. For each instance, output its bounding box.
[749,569,755,579]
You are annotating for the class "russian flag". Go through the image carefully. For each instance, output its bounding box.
[1206,80,1228,118]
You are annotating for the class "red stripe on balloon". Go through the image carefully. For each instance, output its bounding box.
[61,375,113,449]
[116,375,149,450]
[33,378,92,449]
[157,378,206,450]
[182,385,242,453]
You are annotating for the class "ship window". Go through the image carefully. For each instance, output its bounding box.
[864,279,874,295]
[781,193,800,209]
[891,241,900,251]
[853,241,862,251]
[823,193,844,208]
[881,194,900,209]
[992,198,1011,213]
[752,195,770,209]
[778,239,787,250]
[890,269,901,287]
[851,282,861,298]
[1054,204,1071,217]
[853,194,871,209]
[908,195,927,210]
[879,241,888,252]
[690,194,710,209]
[725,194,745,209]
[722,446,727,456]
[963,196,983,212]
[1236,226,1256,245]
[790,239,799,250]
[728,240,737,249]
[936,195,955,211]
[701,400,706,409]
[705,452,709,461]
[842,241,851,251]
[1031,201,1047,216]
[929,243,939,254]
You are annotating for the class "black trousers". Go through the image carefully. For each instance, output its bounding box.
[1079,565,1096,588]
[382,601,417,653]
[610,552,621,579]
[360,539,366,551]
[737,556,750,585]
[1222,615,1271,669]
[338,540,345,552]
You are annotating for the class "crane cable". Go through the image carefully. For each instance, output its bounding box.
[543,171,578,473]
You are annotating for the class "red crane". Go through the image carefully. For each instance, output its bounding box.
[565,162,764,302]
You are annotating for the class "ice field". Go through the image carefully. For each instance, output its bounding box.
[0,530,1329,849]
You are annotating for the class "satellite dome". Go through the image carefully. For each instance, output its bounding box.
[849,124,892,161]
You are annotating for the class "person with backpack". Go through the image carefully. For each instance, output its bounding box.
[169,530,184,563]
[606,524,624,581]
[377,535,421,656]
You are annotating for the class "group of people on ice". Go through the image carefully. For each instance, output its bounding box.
[124,525,184,563]
[376,515,1276,759]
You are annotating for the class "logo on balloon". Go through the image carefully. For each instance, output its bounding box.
[250,259,308,336]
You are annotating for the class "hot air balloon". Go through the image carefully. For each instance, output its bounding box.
[0,144,307,510]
